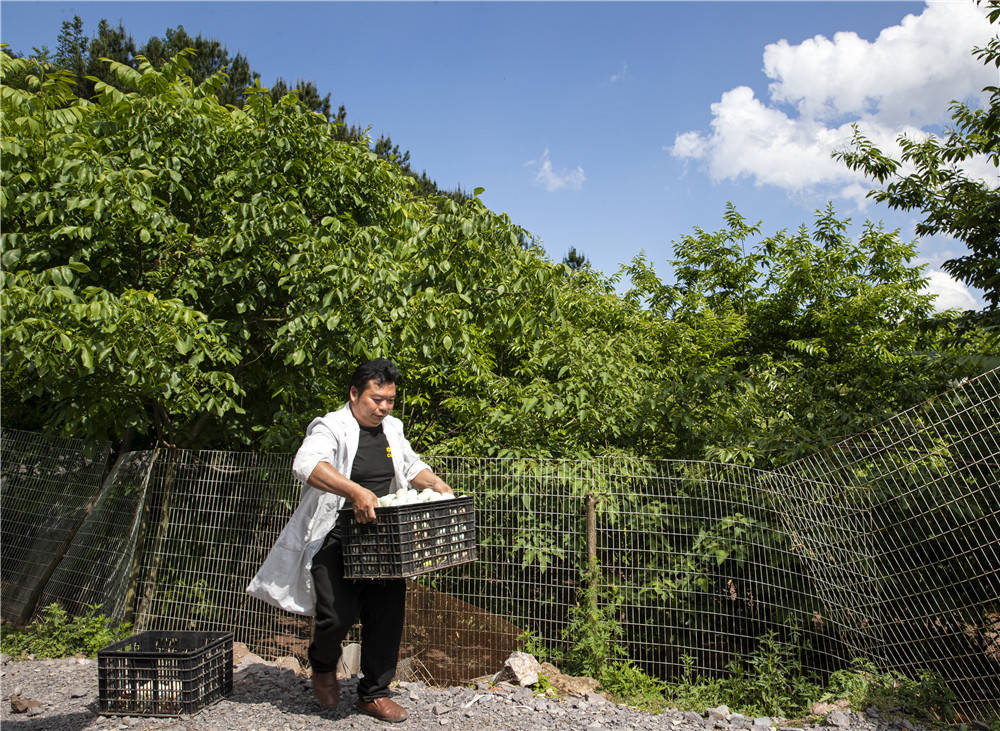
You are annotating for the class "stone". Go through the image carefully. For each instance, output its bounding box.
[10,695,41,713]
[496,651,541,687]
[432,702,451,715]
[236,651,267,670]
[232,641,254,665]
[536,661,600,695]
[707,705,731,721]
[274,656,302,674]
[337,643,361,678]
[827,710,851,727]
[586,692,606,706]
[753,716,774,729]
[27,705,44,716]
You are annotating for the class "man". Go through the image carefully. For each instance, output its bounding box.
[247,358,452,723]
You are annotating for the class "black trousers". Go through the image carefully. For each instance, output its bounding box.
[308,531,406,701]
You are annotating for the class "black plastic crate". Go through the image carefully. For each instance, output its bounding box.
[97,631,232,716]
[342,495,476,579]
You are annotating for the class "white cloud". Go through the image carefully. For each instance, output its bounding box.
[610,63,629,83]
[670,2,995,195]
[924,269,980,312]
[525,148,586,192]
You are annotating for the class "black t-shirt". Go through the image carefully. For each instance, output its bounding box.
[351,423,395,498]
[335,423,394,532]
[327,422,397,550]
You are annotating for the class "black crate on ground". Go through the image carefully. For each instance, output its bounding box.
[342,495,476,579]
[97,631,232,717]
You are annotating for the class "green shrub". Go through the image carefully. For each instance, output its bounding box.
[664,633,821,718]
[1,603,131,659]
[824,658,956,722]
[560,559,625,679]
[600,660,671,712]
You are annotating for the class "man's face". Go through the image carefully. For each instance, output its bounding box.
[349,380,396,428]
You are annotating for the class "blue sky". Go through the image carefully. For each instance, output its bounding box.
[3,1,996,309]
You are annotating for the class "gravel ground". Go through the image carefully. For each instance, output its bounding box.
[1,654,945,731]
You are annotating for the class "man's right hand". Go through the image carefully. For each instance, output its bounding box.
[351,487,378,523]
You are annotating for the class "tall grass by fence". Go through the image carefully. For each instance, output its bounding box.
[2,369,998,716]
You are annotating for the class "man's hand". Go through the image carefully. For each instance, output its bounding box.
[411,468,453,495]
[351,487,379,523]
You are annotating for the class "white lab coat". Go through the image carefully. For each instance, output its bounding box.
[245,403,431,616]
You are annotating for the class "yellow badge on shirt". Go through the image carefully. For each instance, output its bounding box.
[386,446,392,459]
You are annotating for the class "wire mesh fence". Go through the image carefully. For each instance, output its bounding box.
[1,368,997,716]
[0,429,110,626]
[774,372,1000,715]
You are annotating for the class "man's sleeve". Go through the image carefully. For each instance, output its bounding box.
[292,418,338,485]
[398,432,432,483]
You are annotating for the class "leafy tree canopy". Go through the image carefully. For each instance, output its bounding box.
[1,48,988,465]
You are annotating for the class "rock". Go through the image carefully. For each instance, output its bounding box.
[232,641,253,665]
[274,656,303,674]
[827,709,851,727]
[729,713,750,729]
[496,651,541,687]
[683,711,706,724]
[899,721,917,731]
[27,705,44,716]
[0,653,9,665]
[337,643,361,678]
[536,661,600,695]
[753,716,774,729]
[432,702,451,715]
[10,694,42,713]
[586,691,606,706]
[708,705,730,721]
[235,651,267,669]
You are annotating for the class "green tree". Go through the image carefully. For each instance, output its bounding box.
[562,246,590,271]
[625,203,981,466]
[139,25,256,107]
[54,15,87,95]
[84,19,135,94]
[835,0,1000,314]
[0,49,655,456]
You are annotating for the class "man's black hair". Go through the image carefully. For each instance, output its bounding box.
[348,358,400,397]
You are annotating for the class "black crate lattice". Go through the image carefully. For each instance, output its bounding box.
[342,495,476,579]
[97,631,232,716]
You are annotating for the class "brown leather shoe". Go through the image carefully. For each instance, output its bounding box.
[312,671,340,706]
[356,696,409,723]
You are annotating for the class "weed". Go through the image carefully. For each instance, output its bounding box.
[824,658,957,722]
[1,603,131,659]
[560,558,624,679]
[600,660,670,713]
[517,629,554,664]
